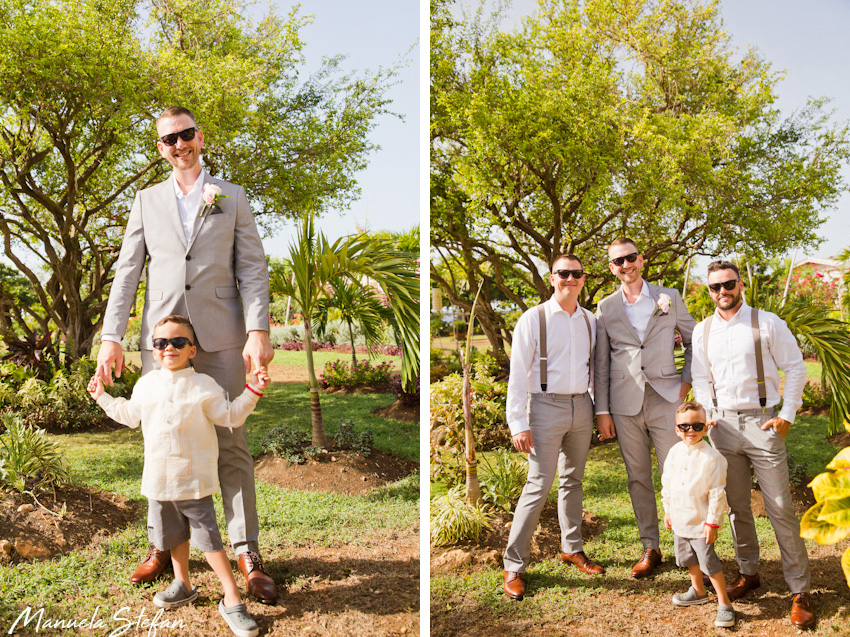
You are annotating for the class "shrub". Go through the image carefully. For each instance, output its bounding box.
[389,373,419,407]
[0,414,70,495]
[303,446,326,460]
[353,430,374,457]
[268,325,289,349]
[481,449,528,512]
[121,316,143,352]
[430,485,494,546]
[331,420,374,456]
[319,359,393,389]
[260,425,308,464]
[802,380,832,409]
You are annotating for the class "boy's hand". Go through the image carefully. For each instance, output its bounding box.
[251,366,271,392]
[664,514,672,530]
[704,525,718,544]
[87,376,104,400]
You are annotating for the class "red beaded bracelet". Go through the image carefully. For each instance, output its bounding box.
[704,522,719,529]
[245,383,263,397]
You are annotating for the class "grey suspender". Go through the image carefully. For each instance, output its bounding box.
[537,304,593,392]
[703,308,766,411]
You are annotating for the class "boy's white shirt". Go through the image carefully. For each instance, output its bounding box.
[96,367,260,501]
[660,439,728,539]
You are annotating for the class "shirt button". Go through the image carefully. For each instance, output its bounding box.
[640,345,644,349]
[641,366,645,370]
[185,284,191,290]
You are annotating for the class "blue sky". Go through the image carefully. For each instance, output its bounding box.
[259,1,421,258]
[459,0,850,265]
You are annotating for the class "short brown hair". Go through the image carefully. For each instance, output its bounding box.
[676,400,706,418]
[552,253,583,272]
[157,107,197,125]
[154,314,196,343]
[609,237,639,253]
[707,260,740,278]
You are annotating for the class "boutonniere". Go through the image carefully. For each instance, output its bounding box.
[654,293,672,317]
[199,183,228,217]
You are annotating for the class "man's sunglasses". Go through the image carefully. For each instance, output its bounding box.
[152,337,194,350]
[676,423,705,432]
[553,269,584,280]
[708,280,739,293]
[610,252,639,267]
[158,127,199,147]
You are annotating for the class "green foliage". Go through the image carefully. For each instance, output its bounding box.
[314,278,391,358]
[320,359,394,389]
[331,420,374,457]
[430,485,494,546]
[430,347,463,382]
[260,425,308,465]
[121,316,143,352]
[480,449,528,512]
[803,380,832,409]
[303,446,326,461]
[353,430,375,457]
[0,414,70,495]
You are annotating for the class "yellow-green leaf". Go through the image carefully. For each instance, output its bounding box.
[809,470,850,503]
[800,501,850,544]
[843,545,850,589]
[827,448,850,471]
[817,497,850,526]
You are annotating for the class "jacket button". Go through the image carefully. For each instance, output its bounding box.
[641,366,645,370]
[185,255,191,261]
[640,345,644,349]
[185,285,191,290]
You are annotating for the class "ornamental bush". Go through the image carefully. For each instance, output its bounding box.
[802,380,832,409]
[0,414,70,495]
[430,485,494,546]
[319,358,394,389]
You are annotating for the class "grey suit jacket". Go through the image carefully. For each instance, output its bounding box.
[594,282,695,416]
[102,174,269,352]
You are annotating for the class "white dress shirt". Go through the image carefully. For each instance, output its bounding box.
[506,297,596,435]
[691,302,806,423]
[621,279,655,342]
[96,367,260,501]
[661,439,728,538]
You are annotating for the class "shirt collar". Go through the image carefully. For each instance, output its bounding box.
[545,296,584,318]
[172,169,206,200]
[713,299,749,325]
[159,366,195,380]
[620,279,650,305]
[684,438,707,452]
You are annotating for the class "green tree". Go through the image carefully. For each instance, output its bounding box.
[431,0,850,360]
[0,0,399,360]
[275,213,419,447]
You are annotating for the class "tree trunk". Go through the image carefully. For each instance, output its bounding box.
[303,322,328,447]
[462,365,482,505]
[348,320,357,366]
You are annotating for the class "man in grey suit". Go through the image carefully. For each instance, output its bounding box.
[594,237,696,578]
[96,107,277,603]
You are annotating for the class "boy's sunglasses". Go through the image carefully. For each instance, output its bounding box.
[553,269,584,280]
[152,337,194,350]
[708,280,739,293]
[158,127,199,146]
[676,423,705,432]
[610,252,639,267]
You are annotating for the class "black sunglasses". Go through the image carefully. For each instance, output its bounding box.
[610,252,639,267]
[708,280,739,293]
[158,127,199,147]
[676,423,705,432]
[553,269,585,280]
[152,336,194,350]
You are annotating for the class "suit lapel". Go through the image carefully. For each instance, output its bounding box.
[158,178,188,249]
[187,174,217,251]
[642,284,661,343]
[609,290,641,344]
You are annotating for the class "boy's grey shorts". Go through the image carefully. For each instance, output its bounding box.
[674,533,723,577]
[148,495,224,553]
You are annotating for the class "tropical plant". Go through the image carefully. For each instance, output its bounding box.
[0,414,70,496]
[800,434,850,589]
[1,332,56,379]
[480,449,528,512]
[430,485,494,546]
[460,280,486,505]
[273,212,419,447]
[260,425,308,465]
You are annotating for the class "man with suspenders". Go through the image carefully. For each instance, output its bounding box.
[691,260,815,629]
[502,254,604,601]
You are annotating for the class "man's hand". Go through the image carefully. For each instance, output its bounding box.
[251,366,271,392]
[679,381,692,402]
[512,430,534,454]
[762,416,791,438]
[243,330,273,374]
[96,340,125,387]
[704,524,718,544]
[87,376,104,400]
[596,413,616,441]
[664,514,672,530]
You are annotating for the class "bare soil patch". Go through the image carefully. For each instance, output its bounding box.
[0,484,139,562]
[255,449,417,496]
[373,400,419,423]
[827,431,850,448]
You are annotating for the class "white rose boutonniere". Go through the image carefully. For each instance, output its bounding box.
[654,292,672,317]
[199,183,228,217]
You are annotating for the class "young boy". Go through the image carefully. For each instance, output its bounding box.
[661,400,735,629]
[88,315,270,637]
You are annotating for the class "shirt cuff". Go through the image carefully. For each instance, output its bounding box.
[101,334,122,344]
[778,407,797,424]
[96,393,115,408]
[595,411,610,416]
[508,420,529,436]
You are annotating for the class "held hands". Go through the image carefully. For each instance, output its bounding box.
[243,330,273,375]
[96,340,125,387]
[679,381,692,402]
[762,416,791,438]
[664,514,672,530]
[512,430,534,454]
[704,524,718,544]
[251,366,271,392]
[87,376,105,400]
[596,413,616,441]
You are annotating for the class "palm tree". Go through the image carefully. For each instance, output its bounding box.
[274,212,419,447]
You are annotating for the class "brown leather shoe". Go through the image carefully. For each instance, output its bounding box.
[728,572,761,600]
[560,551,606,575]
[237,551,278,604]
[130,544,171,585]
[503,570,525,600]
[631,548,662,579]
[790,592,816,629]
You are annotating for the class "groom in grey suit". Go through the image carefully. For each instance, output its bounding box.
[96,107,277,603]
[594,237,696,578]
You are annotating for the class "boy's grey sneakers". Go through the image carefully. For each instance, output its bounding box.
[153,579,198,609]
[672,586,711,607]
[715,604,736,628]
[219,600,260,637]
